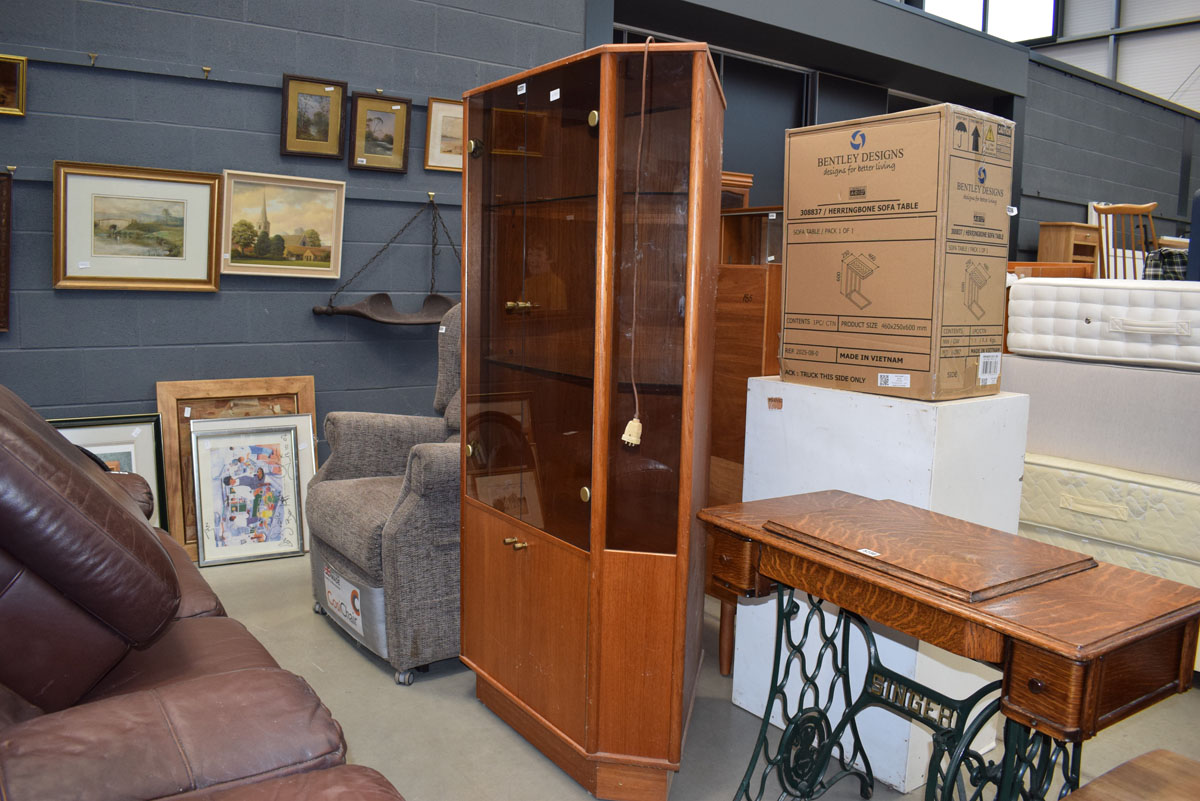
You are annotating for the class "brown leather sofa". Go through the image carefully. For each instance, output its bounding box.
[0,384,404,801]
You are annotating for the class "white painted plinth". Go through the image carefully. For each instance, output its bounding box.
[732,377,1029,794]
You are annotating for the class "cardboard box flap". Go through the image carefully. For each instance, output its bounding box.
[762,498,1096,603]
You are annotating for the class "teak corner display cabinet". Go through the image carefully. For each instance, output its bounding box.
[460,43,725,801]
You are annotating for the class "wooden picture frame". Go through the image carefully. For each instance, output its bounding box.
[0,55,27,117]
[190,414,315,566]
[0,172,9,331]
[221,169,344,279]
[473,470,543,529]
[156,376,316,560]
[281,74,347,158]
[424,97,464,172]
[49,412,168,528]
[52,161,221,292]
[349,92,411,172]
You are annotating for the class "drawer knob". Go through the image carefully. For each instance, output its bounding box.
[1027,678,1046,695]
[719,554,732,565]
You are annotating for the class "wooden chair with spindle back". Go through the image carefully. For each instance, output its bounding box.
[1094,202,1158,279]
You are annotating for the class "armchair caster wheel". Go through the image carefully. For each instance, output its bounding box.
[395,670,416,686]
[313,601,327,615]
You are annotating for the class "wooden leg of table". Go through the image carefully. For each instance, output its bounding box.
[719,599,735,676]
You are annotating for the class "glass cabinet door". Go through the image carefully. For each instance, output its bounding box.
[604,50,695,555]
[464,59,600,551]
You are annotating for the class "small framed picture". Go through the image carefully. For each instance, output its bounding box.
[349,92,411,173]
[190,413,316,567]
[221,169,344,279]
[424,97,464,172]
[281,74,348,159]
[473,470,543,529]
[52,161,222,291]
[49,413,169,528]
[0,55,27,116]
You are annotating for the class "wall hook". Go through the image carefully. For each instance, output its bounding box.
[427,192,435,200]
[87,53,98,67]
[376,88,384,94]
[202,66,211,79]
[5,166,15,174]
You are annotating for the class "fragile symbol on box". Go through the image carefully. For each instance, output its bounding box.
[963,260,990,320]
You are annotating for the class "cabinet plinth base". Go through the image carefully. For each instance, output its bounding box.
[472,671,676,801]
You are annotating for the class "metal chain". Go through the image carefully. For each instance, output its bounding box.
[325,196,461,308]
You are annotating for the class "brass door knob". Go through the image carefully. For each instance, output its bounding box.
[587,110,599,127]
[465,442,474,457]
[512,541,529,550]
[503,537,518,545]
[580,486,591,502]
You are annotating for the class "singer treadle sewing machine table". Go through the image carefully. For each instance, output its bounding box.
[698,491,1200,801]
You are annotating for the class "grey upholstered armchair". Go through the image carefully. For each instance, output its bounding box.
[306,303,461,685]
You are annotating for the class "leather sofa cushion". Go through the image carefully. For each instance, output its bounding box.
[0,668,345,801]
[155,530,226,618]
[176,764,406,800]
[83,616,278,703]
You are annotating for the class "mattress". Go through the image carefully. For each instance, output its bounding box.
[1001,354,1200,480]
[1006,277,1200,370]
[1019,453,1200,590]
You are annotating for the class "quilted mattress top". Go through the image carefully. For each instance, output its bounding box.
[1007,277,1200,370]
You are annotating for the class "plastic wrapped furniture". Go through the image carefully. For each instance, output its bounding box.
[306,303,462,685]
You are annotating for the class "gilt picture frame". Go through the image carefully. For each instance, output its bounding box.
[156,375,317,561]
[281,74,348,159]
[52,161,221,291]
[349,92,411,173]
[0,55,27,117]
[424,97,464,172]
[49,412,168,528]
[221,169,344,279]
[190,414,315,567]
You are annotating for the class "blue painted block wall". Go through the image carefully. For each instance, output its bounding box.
[0,0,586,459]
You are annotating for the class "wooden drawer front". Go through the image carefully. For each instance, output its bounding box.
[708,530,759,593]
[1072,228,1097,244]
[1004,641,1087,738]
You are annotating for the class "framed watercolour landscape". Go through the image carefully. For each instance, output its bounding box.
[190,414,315,566]
[349,92,411,172]
[424,97,464,172]
[281,74,347,158]
[222,170,344,279]
[53,161,221,291]
[156,375,317,560]
[49,413,168,528]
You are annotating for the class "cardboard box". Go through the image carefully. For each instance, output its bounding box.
[781,103,1015,400]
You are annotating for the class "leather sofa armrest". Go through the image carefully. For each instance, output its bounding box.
[106,471,155,520]
[0,668,345,801]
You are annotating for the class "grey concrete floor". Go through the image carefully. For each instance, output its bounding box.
[203,555,1200,801]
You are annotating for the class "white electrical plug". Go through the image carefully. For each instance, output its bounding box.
[621,417,642,447]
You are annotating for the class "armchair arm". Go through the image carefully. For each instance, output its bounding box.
[403,440,461,501]
[0,668,344,801]
[313,411,448,484]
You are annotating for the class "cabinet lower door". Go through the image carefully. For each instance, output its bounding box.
[461,502,588,745]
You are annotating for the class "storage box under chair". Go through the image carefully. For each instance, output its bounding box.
[781,103,1015,400]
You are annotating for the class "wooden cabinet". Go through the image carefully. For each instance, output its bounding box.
[461,43,724,801]
[1037,222,1100,273]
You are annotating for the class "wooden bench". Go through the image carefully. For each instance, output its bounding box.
[1070,750,1200,801]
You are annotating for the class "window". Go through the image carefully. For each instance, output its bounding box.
[921,0,1057,43]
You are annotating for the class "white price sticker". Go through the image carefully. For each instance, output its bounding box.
[517,83,526,96]
[978,352,1001,385]
[550,88,560,101]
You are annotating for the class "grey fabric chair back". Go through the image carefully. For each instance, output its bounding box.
[433,304,462,429]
